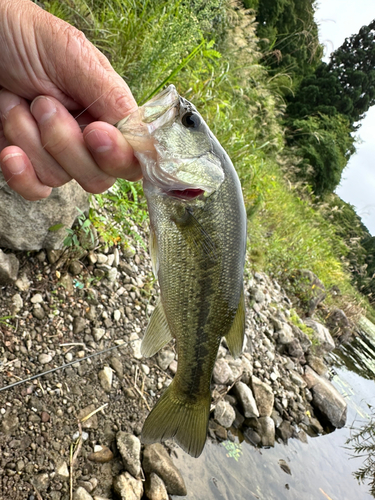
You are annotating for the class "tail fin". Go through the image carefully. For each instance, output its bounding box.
[141,381,211,458]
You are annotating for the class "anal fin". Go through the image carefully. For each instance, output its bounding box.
[225,286,245,358]
[141,298,173,357]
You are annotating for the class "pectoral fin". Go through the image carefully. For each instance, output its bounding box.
[141,299,173,357]
[172,208,217,262]
[225,287,245,358]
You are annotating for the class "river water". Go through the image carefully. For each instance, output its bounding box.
[172,317,375,500]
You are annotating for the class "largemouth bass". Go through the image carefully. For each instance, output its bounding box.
[117,85,246,457]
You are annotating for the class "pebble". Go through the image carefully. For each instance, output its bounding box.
[88,446,114,463]
[116,432,142,478]
[38,353,52,364]
[73,486,94,500]
[33,303,45,320]
[92,327,106,341]
[113,472,143,500]
[157,350,175,371]
[98,366,113,392]
[214,400,236,429]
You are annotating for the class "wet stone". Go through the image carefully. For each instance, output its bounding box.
[145,472,169,500]
[142,444,187,496]
[214,400,236,429]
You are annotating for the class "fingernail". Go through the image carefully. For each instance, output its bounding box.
[85,129,113,153]
[1,153,26,174]
[0,94,21,119]
[30,96,57,124]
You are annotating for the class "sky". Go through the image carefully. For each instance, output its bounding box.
[314,1,375,235]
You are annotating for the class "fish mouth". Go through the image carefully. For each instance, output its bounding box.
[166,188,205,200]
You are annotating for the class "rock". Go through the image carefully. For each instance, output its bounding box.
[73,316,87,335]
[277,420,294,442]
[212,358,234,385]
[47,249,62,264]
[251,376,274,417]
[32,472,50,492]
[74,487,94,500]
[59,273,74,293]
[287,339,304,359]
[87,446,114,463]
[114,472,143,500]
[77,405,98,429]
[56,461,69,479]
[157,350,175,371]
[0,249,19,284]
[277,323,294,345]
[243,427,261,446]
[1,413,19,435]
[278,459,292,475]
[234,381,259,418]
[98,366,113,392]
[291,325,312,353]
[39,353,52,364]
[289,371,307,388]
[92,327,106,342]
[259,416,275,447]
[31,293,44,304]
[306,355,328,377]
[304,319,335,352]
[142,444,187,496]
[116,432,142,478]
[0,174,89,250]
[145,473,169,500]
[304,366,347,428]
[33,303,46,320]
[214,400,236,428]
[15,273,31,291]
[110,357,124,379]
[325,308,351,340]
[69,260,83,276]
[291,269,326,315]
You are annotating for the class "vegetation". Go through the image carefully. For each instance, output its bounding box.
[40,0,374,322]
[285,19,375,195]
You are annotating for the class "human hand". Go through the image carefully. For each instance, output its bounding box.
[0,0,141,201]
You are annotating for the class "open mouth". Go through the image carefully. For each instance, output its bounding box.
[167,188,205,200]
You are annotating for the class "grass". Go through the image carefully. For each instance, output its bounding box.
[42,0,373,322]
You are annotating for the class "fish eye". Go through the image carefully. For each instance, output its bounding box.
[181,112,201,129]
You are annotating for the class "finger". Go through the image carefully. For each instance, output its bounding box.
[0,89,72,187]
[83,122,142,182]
[0,146,52,200]
[30,95,116,193]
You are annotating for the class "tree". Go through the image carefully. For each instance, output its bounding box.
[288,19,375,124]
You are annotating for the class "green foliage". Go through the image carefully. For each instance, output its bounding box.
[289,308,315,340]
[319,195,375,305]
[63,208,95,248]
[245,0,322,82]
[286,113,356,195]
[92,180,148,247]
[346,406,375,496]
[287,20,375,123]
[285,19,375,195]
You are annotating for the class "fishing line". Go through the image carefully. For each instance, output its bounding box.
[0,339,131,393]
